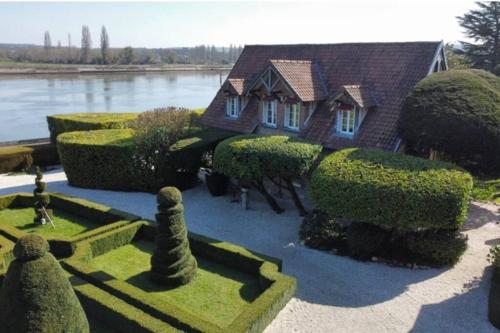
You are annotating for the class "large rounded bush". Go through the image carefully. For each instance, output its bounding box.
[57,129,142,191]
[399,69,500,173]
[47,112,139,143]
[311,148,473,230]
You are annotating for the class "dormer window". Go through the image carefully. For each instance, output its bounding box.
[336,106,356,135]
[285,103,300,130]
[226,96,240,118]
[262,100,277,127]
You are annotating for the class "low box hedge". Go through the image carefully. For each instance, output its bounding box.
[311,148,473,230]
[0,192,140,258]
[62,221,296,333]
[47,112,140,144]
[0,143,59,174]
[57,129,143,191]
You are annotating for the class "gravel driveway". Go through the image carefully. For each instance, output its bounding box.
[1,169,499,333]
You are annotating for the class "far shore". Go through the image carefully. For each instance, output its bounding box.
[0,62,232,75]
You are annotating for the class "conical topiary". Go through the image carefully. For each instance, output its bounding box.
[0,234,90,333]
[33,167,52,225]
[150,186,197,286]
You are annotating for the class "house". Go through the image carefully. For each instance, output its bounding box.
[201,42,447,151]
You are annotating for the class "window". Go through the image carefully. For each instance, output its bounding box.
[226,96,239,118]
[337,109,356,135]
[285,103,300,130]
[262,100,277,127]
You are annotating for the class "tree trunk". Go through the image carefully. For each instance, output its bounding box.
[284,178,308,216]
[252,180,284,214]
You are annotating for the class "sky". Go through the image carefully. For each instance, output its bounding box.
[0,1,477,48]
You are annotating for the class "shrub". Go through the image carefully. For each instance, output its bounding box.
[150,187,197,286]
[346,222,387,260]
[214,135,322,215]
[131,107,199,192]
[47,112,139,143]
[0,234,89,333]
[299,211,345,250]
[57,129,142,191]
[311,148,473,230]
[403,229,467,267]
[398,69,500,174]
[0,146,33,173]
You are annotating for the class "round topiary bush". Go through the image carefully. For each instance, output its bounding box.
[311,148,473,230]
[0,234,89,333]
[398,69,500,174]
[47,112,140,144]
[150,187,197,286]
[57,129,142,191]
[214,135,322,215]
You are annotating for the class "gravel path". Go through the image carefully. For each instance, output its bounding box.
[1,169,499,333]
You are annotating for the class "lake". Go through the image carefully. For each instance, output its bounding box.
[0,71,228,142]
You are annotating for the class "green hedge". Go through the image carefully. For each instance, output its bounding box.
[0,192,140,258]
[311,148,473,230]
[57,129,142,191]
[0,143,59,174]
[47,112,140,143]
[63,221,296,333]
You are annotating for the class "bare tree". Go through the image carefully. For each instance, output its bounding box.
[67,33,72,63]
[100,26,110,64]
[81,25,92,63]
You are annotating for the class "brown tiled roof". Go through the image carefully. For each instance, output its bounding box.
[337,85,378,108]
[225,78,248,95]
[269,60,328,102]
[202,42,442,150]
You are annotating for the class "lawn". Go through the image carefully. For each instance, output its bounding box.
[89,240,262,328]
[0,207,100,238]
[473,178,500,204]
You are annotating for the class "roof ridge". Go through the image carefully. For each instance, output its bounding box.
[246,41,442,47]
[270,59,313,64]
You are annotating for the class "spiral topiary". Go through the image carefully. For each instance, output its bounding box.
[150,187,197,286]
[0,234,90,333]
[33,167,52,224]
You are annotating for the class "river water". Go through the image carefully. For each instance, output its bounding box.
[0,71,228,142]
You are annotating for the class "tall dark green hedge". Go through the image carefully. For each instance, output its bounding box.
[398,69,500,174]
[0,234,89,333]
[214,135,322,215]
[311,148,473,230]
[47,112,140,143]
[57,129,142,191]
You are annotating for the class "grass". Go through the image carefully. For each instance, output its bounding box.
[90,240,262,328]
[473,178,500,204]
[0,207,100,238]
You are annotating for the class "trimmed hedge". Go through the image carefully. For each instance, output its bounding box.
[0,192,140,258]
[399,69,500,174]
[214,135,322,215]
[0,142,59,174]
[0,234,89,333]
[57,129,142,191]
[62,221,296,333]
[311,148,473,230]
[47,112,140,143]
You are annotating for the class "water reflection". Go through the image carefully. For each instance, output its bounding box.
[0,71,228,141]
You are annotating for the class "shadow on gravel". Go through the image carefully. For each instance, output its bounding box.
[462,204,500,231]
[410,266,497,333]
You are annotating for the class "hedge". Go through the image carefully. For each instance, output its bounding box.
[0,192,140,258]
[62,221,296,333]
[214,135,322,215]
[57,129,142,191]
[399,69,500,174]
[311,148,473,230]
[0,142,59,174]
[47,112,140,143]
[58,127,235,192]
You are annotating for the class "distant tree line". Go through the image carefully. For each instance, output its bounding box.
[0,25,243,66]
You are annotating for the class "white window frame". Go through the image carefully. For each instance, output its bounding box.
[285,103,300,130]
[262,100,277,127]
[226,96,240,118]
[336,108,356,135]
